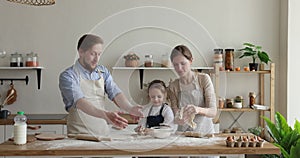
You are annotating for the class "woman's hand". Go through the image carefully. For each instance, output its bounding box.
[183,104,199,117]
[105,111,128,129]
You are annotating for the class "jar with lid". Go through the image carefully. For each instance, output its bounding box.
[226,98,234,108]
[213,49,223,70]
[225,49,234,71]
[25,52,39,67]
[10,52,23,67]
[161,53,170,67]
[144,54,153,67]
[249,92,256,108]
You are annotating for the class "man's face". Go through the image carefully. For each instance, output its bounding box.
[79,43,103,72]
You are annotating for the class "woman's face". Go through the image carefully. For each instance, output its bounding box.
[148,88,165,106]
[172,54,192,77]
[79,43,103,72]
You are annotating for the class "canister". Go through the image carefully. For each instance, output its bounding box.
[225,49,234,71]
[213,49,223,69]
[226,98,234,108]
[10,52,23,67]
[144,54,153,67]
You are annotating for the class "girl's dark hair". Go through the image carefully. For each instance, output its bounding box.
[148,79,167,94]
[77,34,103,51]
[170,45,193,61]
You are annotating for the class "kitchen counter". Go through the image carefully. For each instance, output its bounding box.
[0,114,68,125]
[0,127,280,157]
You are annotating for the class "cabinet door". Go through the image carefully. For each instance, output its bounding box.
[0,125,4,143]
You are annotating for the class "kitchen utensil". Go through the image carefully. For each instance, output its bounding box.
[0,110,11,119]
[5,84,17,105]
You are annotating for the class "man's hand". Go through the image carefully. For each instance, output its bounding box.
[128,105,144,122]
[105,111,128,129]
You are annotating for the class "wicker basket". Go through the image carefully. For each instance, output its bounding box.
[125,60,139,67]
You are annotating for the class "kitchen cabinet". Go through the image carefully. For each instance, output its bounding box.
[214,63,275,135]
[0,67,44,89]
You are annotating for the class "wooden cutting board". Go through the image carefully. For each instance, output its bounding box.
[35,133,65,141]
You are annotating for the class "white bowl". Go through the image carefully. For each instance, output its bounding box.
[150,126,173,139]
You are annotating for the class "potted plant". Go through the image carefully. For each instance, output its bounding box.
[239,42,272,71]
[262,112,300,158]
[123,52,140,67]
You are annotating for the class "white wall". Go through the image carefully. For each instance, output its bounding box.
[288,0,300,125]
[0,0,283,130]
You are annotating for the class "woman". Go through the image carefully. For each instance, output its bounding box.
[168,45,217,135]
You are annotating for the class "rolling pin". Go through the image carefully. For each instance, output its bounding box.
[68,134,111,142]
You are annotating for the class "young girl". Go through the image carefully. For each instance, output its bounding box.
[135,79,174,133]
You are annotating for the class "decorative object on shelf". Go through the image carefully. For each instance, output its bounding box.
[226,98,234,108]
[224,49,234,71]
[123,52,140,67]
[233,96,243,108]
[239,42,272,71]
[0,50,6,58]
[6,0,55,6]
[263,112,300,158]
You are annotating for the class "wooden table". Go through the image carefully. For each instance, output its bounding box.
[0,133,280,157]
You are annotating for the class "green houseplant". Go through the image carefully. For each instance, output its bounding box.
[239,42,272,71]
[262,112,300,158]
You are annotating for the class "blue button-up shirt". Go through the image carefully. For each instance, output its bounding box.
[59,60,122,111]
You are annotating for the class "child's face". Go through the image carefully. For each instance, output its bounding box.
[148,87,165,106]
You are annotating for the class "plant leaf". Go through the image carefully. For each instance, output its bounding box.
[263,115,281,143]
[290,140,300,158]
[294,119,300,134]
[258,51,271,64]
[275,112,291,138]
[274,143,289,158]
[280,130,300,154]
[243,42,255,47]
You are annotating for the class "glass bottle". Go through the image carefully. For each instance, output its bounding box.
[249,92,256,108]
[144,54,153,67]
[225,49,234,71]
[14,111,27,145]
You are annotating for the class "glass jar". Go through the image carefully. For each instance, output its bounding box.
[213,49,223,69]
[161,53,170,67]
[249,92,256,108]
[144,54,153,67]
[225,49,234,71]
[10,52,23,67]
[226,98,234,108]
[25,52,39,67]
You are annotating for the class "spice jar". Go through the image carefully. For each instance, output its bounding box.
[225,49,234,71]
[213,49,223,70]
[226,98,234,108]
[25,52,39,67]
[144,54,153,67]
[161,53,170,67]
[10,52,23,67]
[218,97,225,108]
[249,92,256,108]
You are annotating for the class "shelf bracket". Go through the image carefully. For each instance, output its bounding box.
[139,69,144,89]
[36,68,42,89]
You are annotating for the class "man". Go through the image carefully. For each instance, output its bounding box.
[59,34,143,135]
